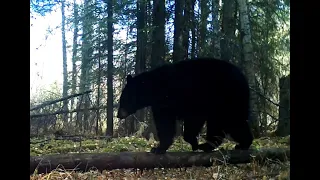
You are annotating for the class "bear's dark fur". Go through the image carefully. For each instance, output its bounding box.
[117,58,253,154]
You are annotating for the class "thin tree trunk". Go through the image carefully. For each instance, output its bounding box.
[182,0,190,59]
[173,0,183,62]
[172,0,185,136]
[78,0,93,133]
[146,0,153,69]
[190,0,196,58]
[212,0,221,59]
[96,28,102,135]
[149,0,166,140]
[61,0,68,123]
[151,0,165,68]
[199,0,209,56]
[134,0,148,134]
[237,0,259,137]
[106,0,114,137]
[221,0,236,61]
[195,1,201,57]
[70,0,79,123]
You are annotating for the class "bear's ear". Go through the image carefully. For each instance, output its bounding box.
[126,75,133,82]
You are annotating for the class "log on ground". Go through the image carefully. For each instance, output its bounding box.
[30,148,290,174]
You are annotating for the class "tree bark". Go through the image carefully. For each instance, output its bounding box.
[148,0,166,139]
[106,0,114,137]
[61,0,69,123]
[211,0,221,59]
[182,0,191,59]
[173,0,183,62]
[199,0,209,56]
[190,0,196,58]
[133,0,148,135]
[276,75,290,136]
[237,0,260,137]
[221,0,236,61]
[30,148,290,174]
[151,0,165,68]
[70,0,79,123]
[78,0,93,132]
[96,26,103,135]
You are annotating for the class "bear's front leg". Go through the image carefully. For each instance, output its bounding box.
[150,106,176,154]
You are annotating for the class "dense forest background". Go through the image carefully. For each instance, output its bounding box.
[30,0,290,140]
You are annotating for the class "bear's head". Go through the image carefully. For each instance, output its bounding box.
[117,75,140,119]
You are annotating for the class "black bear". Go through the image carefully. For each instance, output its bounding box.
[117,58,253,154]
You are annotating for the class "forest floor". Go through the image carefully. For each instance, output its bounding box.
[30,135,290,180]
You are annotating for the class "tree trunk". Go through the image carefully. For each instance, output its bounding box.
[151,0,165,68]
[211,0,221,59]
[182,0,191,59]
[221,0,236,61]
[133,0,148,135]
[199,0,209,56]
[145,0,153,69]
[149,0,166,140]
[237,0,260,137]
[172,0,185,136]
[190,0,196,58]
[70,0,79,123]
[173,0,183,62]
[195,2,201,57]
[276,75,290,136]
[136,0,147,74]
[31,148,290,174]
[106,0,114,137]
[61,0,69,123]
[96,26,103,135]
[78,0,93,133]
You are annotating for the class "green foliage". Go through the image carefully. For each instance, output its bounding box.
[30,0,61,16]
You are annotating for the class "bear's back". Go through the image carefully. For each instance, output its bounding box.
[148,58,247,92]
[138,58,248,113]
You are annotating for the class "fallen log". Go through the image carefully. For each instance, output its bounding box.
[30,148,289,174]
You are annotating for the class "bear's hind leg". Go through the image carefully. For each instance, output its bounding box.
[198,121,225,152]
[150,106,176,154]
[228,120,253,150]
[198,133,225,152]
[183,119,205,151]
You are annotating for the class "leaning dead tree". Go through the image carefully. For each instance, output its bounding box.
[30,148,289,174]
[30,89,122,136]
[30,90,93,111]
[30,90,95,136]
